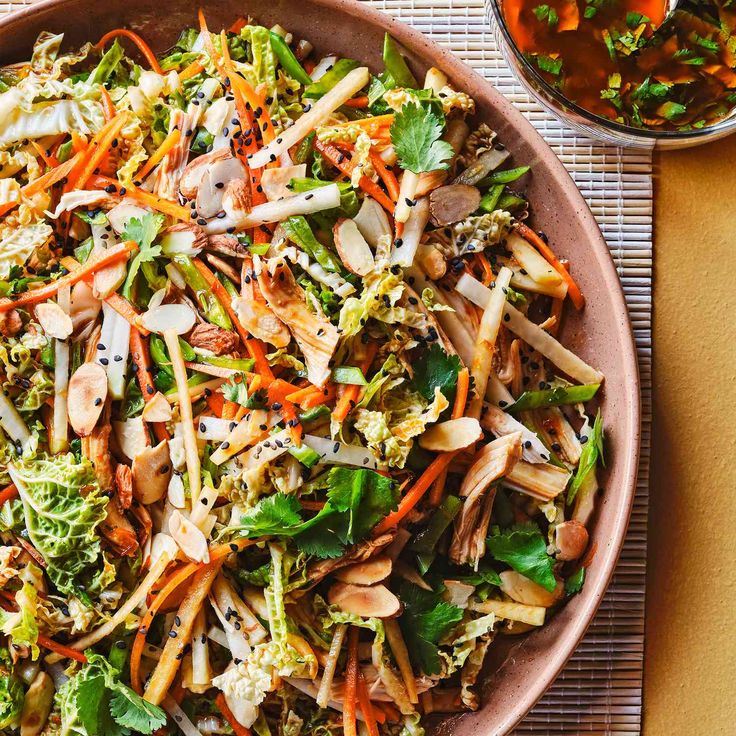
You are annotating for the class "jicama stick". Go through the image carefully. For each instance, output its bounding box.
[317,623,347,707]
[468,266,513,420]
[144,561,223,705]
[163,330,201,503]
[249,67,370,168]
[50,287,70,454]
[383,619,418,704]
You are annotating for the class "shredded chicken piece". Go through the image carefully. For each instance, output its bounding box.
[450,432,523,566]
[114,463,133,510]
[306,532,396,583]
[258,258,340,387]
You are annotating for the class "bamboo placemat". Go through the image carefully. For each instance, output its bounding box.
[1,0,651,732]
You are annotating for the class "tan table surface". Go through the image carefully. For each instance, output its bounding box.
[647,141,736,734]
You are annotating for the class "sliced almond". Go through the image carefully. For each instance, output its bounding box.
[333,218,375,276]
[429,184,481,226]
[353,196,392,248]
[419,417,483,452]
[142,391,173,422]
[169,509,210,563]
[334,556,392,586]
[35,301,73,340]
[20,670,54,736]
[222,178,252,218]
[179,148,231,199]
[554,520,589,561]
[327,582,401,618]
[499,570,563,608]
[160,223,208,256]
[167,473,186,508]
[106,200,150,234]
[92,259,128,299]
[261,164,307,202]
[231,297,290,348]
[113,416,149,461]
[139,303,196,335]
[196,157,247,219]
[150,532,179,567]
[132,440,172,504]
[67,363,108,436]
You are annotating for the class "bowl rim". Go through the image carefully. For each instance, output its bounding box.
[488,0,736,142]
[0,0,641,732]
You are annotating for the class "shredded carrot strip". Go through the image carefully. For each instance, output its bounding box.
[100,86,116,122]
[31,142,59,169]
[475,252,494,287]
[0,485,18,506]
[70,114,129,190]
[315,140,395,214]
[21,152,83,198]
[89,175,192,220]
[343,96,370,108]
[222,400,239,421]
[0,242,136,314]
[229,17,248,33]
[130,330,169,443]
[357,671,381,735]
[216,693,251,736]
[178,60,205,81]
[133,128,181,183]
[516,222,585,310]
[332,343,377,422]
[301,384,336,410]
[37,634,88,663]
[343,627,359,736]
[285,385,323,404]
[267,379,304,445]
[375,450,460,534]
[191,258,275,381]
[97,28,163,74]
[332,114,394,129]
[369,150,400,203]
[206,391,225,417]
[429,368,469,506]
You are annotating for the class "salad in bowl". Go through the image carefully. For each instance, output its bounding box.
[0,12,605,736]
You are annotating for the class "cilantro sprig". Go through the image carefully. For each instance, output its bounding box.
[121,213,164,299]
[390,102,454,174]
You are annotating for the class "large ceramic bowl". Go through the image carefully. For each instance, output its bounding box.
[0,1,641,733]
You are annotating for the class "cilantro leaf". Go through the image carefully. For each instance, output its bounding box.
[239,494,304,537]
[109,687,167,732]
[567,410,604,504]
[390,103,454,174]
[221,373,249,407]
[121,213,164,299]
[238,468,398,558]
[486,525,557,592]
[565,567,586,596]
[398,582,463,675]
[409,343,462,403]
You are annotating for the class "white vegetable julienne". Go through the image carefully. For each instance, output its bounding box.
[248,67,370,168]
[50,287,71,454]
[353,197,392,248]
[164,329,201,502]
[208,184,342,234]
[0,389,32,450]
[394,170,420,224]
[469,599,546,627]
[390,196,430,267]
[99,303,130,400]
[456,272,604,384]
[196,416,235,442]
[315,623,347,708]
[209,409,273,466]
[161,697,203,736]
[302,434,384,471]
[506,231,562,286]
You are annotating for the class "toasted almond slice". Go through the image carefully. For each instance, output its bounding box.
[142,391,173,422]
[196,157,247,218]
[352,196,391,248]
[499,570,563,608]
[35,302,73,340]
[179,148,231,199]
[327,582,401,618]
[67,363,108,436]
[113,416,149,461]
[333,218,375,276]
[106,200,150,234]
[132,440,172,504]
[429,184,481,226]
[139,303,196,335]
[160,224,208,256]
[334,556,392,586]
[554,520,589,561]
[419,417,483,452]
[150,532,179,567]
[169,509,210,563]
[261,164,307,202]
[442,579,475,608]
[20,670,54,736]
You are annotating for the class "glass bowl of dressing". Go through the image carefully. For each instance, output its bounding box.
[487,0,736,149]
